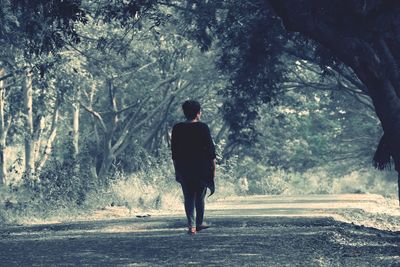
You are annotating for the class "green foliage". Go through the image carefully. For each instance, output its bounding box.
[29,139,91,206]
[18,139,95,210]
[170,0,289,144]
[175,0,380,160]
[94,0,160,26]
[215,155,285,195]
[217,1,287,144]
[254,90,379,172]
[36,160,86,205]
[7,0,86,54]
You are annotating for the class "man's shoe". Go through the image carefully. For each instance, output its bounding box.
[188,227,196,235]
[196,224,210,232]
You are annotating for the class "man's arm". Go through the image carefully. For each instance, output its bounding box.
[211,158,216,178]
[171,125,177,161]
[171,125,182,181]
[204,124,217,177]
[204,124,216,157]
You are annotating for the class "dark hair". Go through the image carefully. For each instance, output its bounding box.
[182,100,201,120]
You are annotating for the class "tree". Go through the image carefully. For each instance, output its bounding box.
[162,0,400,201]
[0,0,86,181]
[266,0,400,202]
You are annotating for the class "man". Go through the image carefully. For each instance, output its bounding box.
[171,100,216,235]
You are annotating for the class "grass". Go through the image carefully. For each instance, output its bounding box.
[0,158,398,226]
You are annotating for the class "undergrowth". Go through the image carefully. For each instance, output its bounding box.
[0,154,398,225]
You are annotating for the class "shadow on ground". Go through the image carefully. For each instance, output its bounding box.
[0,215,399,266]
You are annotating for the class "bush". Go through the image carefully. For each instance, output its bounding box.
[216,156,290,195]
[214,157,398,197]
[82,158,182,212]
[36,159,95,206]
[331,168,397,196]
[251,168,290,195]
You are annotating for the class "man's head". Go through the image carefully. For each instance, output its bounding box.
[182,100,201,120]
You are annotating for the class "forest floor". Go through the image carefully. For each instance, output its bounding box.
[0,194,399,266]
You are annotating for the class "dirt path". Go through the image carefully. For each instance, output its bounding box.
[0,195,399,266]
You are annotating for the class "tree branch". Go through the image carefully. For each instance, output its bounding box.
[111,75,180,116]
[112,81,189,156]
[143,95,175,150]
[80,101,107,132]
[111,95,152,155]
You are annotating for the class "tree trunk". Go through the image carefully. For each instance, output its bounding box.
[33,116,45,167]
[96,127,115,184]
[0,68,6,186]
[87,83,101,180]
[23,69,35,180]
[72,101,80,177]
[72,92,80,160]
[97,151,114,183]
[96,80,118,183]
[143,96,174,152]
[36,95,60,172]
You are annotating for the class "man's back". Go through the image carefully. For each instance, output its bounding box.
[171,121,215,183]
[171,121,215,162]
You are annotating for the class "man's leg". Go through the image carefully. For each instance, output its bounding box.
[181,182,196,228]
[195,186,207,227]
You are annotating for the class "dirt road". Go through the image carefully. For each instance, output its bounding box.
[0,195,399,266]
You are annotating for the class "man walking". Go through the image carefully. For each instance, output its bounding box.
[171,100,216,235]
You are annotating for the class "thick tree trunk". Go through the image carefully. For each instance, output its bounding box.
[96,80,118,183]
[23,69,35,180]
[0,69,6,186]
[97,151,114,183]
[96,136,114,183]
[362,78,400,161]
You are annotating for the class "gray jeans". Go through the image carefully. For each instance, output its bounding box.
[180,182,207,227]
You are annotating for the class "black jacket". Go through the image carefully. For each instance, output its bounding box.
[171,121,216,194]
